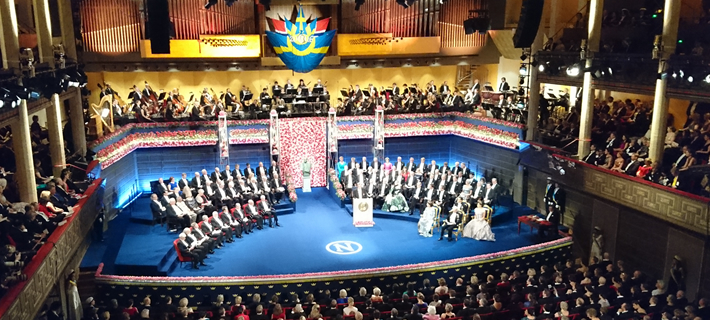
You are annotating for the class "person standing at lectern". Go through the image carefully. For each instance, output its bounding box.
[301,158,312,192]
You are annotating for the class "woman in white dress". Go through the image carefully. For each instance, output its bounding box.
[463,201,495,241]
[418,202,436,237]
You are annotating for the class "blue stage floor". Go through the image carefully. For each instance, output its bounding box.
[82,188,553,277]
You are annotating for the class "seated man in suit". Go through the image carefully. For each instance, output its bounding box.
[352,182,365,199]
[257,195,279,227]
[245,199,265,229]
[190,172,204,191]
[190,222,219,251]
[374,175,391,209]
[538,205,560,238]
[438,207,459,242]
[408,180,424,216]
[156,178,169,196]
[176,233,206,269]
[183,227,214,255]
[271,172,285,203]
[150,193,167,222]
[178,173,191,192]
[167,198,191,231]
[258,175,275,204]
[210,211,234,242]
[218,206,241,238]
[230,205,252,235]
[200,214,225,246]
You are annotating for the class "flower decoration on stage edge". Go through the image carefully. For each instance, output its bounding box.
[289,192,298,202]
[284,174,297,203]
[95,128,268,169]
[336,189,347,201]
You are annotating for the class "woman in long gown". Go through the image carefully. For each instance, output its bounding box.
[418,202,436,237]
[382,187,409,212]
[463,201,495,241]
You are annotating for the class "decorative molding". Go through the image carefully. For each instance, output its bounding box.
[0,180,105,320]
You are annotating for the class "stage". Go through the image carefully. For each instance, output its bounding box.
[82,188,563,278]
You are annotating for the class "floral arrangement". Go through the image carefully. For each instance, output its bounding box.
[89,119,270,149]
[94,237,572,283]
[96,128,268,169]
[336,112,524,129]
[284,174,297,203]
[328,169,347,200]
[337,121,520,149]
[336,189,347,200]
[452,112,526,129]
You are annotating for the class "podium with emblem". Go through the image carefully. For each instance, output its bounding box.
[353,198,375,227]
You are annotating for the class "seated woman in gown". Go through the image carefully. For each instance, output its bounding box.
[382,187,409,213]
[417,202,436,237]
[462,200,495,241]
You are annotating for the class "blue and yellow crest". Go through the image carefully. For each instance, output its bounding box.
[265,5,336,73]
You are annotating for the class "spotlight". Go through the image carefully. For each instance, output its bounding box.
[538,63,546,73]
[519,65,528,76]
[531,59,538,67]
[355,0,364,10]
[688,75,694,83]
[566,64,581,77]
[204,0,218,9]
[520,53,528,61]
[519,76,525,85]
[225,0,236,6]
[704,74,710,84]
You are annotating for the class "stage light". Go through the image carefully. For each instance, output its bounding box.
[519,76,525,85]
[678,39,683,44]
[204,0,218,9]
[566,64,581,77]
[519,65,528,76]
[355,0,365,10]
[688,75,694,83]
[538,64,546,73]
[531,59,538,67]
[704,74,710,84]
[520,53,527,61]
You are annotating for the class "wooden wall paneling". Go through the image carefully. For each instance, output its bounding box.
[664,228,705,301]
[616,207,669,279]
[590,199,619,260]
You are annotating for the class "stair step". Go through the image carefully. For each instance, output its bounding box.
[274,208,294,215]
[157,251,178,274]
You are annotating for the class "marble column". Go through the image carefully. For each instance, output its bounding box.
[0,0,20,71]
[11,100,38,203]
[577,0,604,157]
[32,0,54,68]
[47,94,67,178]
[648,0,681,165]
[70,88,87,157]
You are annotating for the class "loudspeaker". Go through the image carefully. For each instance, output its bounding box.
[147,0,171,54]
[463,18,490,35]
[512,0,545,48]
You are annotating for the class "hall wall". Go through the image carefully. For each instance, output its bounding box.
[85,65,457,107]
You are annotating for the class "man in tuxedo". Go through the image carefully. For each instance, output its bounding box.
[183,227,214,255]
[426,160,438,179]
[360,157,369,173]
[313,79,324,90]
[258,175,274,204]
[270,172,285,203]
[624,153,641,176]
[178,173,191,191]
[352,182,365,199]
[482,182,495,206]
[347,157,358,171]
[285,79,294,90]
[150,193,167,222]
[222,165,234,181]
[583,145,599,164]
[424,184,436,207]
[155,177,169,196]
[210,211,234,241]
[190,222,219,251]
[489,178,501,206]
[200,214,225,246]
[191,172,204,191]
[392,83,400,96]
[258,195,279,227]
[259,87,270,103]
[272,81,282,97]
[342,169,355,196]
[409,180,424,216]
[402,169,417,199]
[176,233,206,269]
[224,88,238,112]
[167,198,191,231]
[245,199,265,229]
[230,205,252,235]
[211,167,223,184]
[354,85,363,101]
[439,81,450,94]
[538,205,560,237]
[438,208,459,242]
[268,160,280,178]
[233,164,244,181]
[498,77,510,92]
[213,181,234,208]
[472,79,481,92]
[374,175,391,209]
[371,157,381,170]
[243,163,255,179]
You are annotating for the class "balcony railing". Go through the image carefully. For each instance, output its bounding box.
[521,141,710,236]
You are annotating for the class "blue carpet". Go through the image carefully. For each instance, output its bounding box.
[82,188,553,277]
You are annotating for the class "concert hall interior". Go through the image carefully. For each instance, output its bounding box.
[2,0,710,320]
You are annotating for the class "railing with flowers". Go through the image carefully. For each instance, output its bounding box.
[95,128,268,169]
[284,174,297,203]
[337,120,520,149]
[328,168,347,206]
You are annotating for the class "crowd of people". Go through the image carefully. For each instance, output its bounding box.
[336,156,504,242]
[104,79,526,123]
[539,95,710,196]
[149,161,286,269]
[72,250,706,320]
